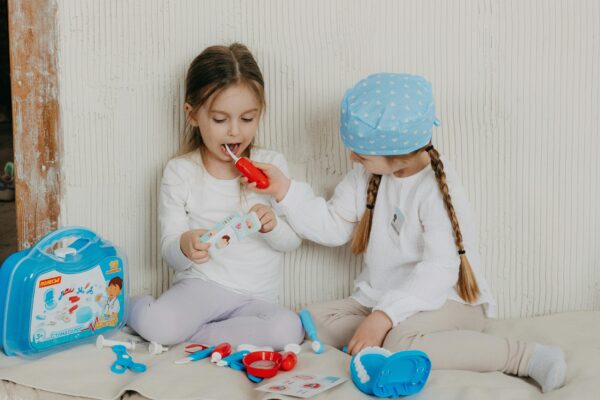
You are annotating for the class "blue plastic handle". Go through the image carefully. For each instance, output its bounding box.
[299,309,318,341]
[222,350,250,370]
[188,346,215,362]
[31,226,100,261]
[246,372,264,383]
[110,345,147,374]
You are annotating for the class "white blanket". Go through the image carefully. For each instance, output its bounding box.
[1,311,599,400]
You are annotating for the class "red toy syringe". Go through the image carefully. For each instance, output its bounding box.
[225,144,269,189]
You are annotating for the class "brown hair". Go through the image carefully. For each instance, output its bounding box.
[350,145,480,303]
[178,43,266,156]
[108,276,123,290]
[350,174,381,255]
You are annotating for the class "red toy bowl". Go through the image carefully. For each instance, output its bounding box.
[243,351,282,378]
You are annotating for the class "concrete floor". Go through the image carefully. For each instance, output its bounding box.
[0,124,17,263]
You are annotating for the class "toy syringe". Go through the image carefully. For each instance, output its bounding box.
[224,144,269,189]
[299,309,324,354]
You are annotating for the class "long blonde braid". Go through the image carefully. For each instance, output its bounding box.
[350,174,382,255]
[425,145,480,303]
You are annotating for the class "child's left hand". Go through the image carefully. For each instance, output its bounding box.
[347,310,393,356]
[250,203,277,233]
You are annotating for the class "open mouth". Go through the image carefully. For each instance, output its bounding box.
[222,143,241,157]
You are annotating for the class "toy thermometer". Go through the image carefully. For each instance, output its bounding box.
[225,144,269,189]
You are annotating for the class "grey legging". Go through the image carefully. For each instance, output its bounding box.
[127,278,303,350]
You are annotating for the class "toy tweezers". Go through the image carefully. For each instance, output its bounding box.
[174,345,215,364]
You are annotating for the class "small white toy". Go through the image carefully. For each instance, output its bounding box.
[148,341,169,355]
[284,343,302,355]
[96,334,136,351]
[236,343,274,353]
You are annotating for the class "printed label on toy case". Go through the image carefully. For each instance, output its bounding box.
[30,257,124,349]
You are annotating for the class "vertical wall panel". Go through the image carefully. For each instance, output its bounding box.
[57,0,600,318]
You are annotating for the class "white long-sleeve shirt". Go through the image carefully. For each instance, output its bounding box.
[274,158,497,326]
[159,148,302,303]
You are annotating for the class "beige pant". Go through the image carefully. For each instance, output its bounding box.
[307,298,535,376]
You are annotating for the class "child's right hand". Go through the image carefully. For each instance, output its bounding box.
[241,161,291,202]
[180,229,211,264]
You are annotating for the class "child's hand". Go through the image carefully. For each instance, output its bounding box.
[241,161,291,202]
[347,310,393,356]
[180,229,211,264]
[250,203,277,233]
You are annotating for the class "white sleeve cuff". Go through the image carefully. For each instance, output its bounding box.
[272,180,306,216]
[259,215,302,252]
[164,236,193,272]
[373,295,427,327]
[259,215,283,239]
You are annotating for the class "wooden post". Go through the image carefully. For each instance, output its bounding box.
[8,0,61,249]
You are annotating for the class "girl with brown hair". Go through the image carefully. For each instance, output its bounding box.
[126,43,303,350]
[245,73,566,392]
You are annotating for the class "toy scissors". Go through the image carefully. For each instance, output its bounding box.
[111,345,147,374]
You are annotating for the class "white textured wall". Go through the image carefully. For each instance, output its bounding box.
[57,0,600,319]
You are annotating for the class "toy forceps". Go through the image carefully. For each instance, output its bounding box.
[184,343,208,354]
[111,345,147,374]
[175,345,216,364]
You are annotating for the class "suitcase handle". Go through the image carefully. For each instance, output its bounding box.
[32,226,101,261]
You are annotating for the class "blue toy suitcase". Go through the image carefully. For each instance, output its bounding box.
[0,227,128,358]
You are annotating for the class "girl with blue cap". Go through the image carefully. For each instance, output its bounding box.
[245,73,566,393]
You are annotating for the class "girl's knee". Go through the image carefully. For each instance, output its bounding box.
[262,310,304,349]
[383,330,421,352]
[305,303,325,319]
[303,305,329,334]
[133,316,190,345]
[127,296,189,345]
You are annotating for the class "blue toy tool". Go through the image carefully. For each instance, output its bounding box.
[350,347,431,397]
[216,350,249,368]
[299,309,324,354]
[110,345,146,374]
[246,371,264,384]
[216,350,263,383]
[174,345,215,364]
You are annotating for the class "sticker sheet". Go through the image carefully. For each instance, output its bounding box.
[255,374,347,398]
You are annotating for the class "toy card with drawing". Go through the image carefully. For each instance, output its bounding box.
[255,374,347,399]
[199,212,261,255]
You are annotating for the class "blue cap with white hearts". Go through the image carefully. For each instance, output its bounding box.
[340,73,440,155]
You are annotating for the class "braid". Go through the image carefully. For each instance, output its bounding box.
[351,174,382,255]
[426,146,480,303]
